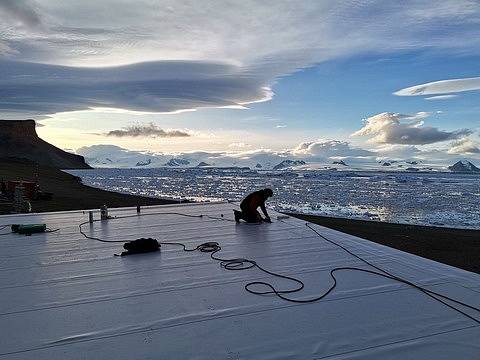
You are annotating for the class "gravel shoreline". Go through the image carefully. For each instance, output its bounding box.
[289,213,480,274]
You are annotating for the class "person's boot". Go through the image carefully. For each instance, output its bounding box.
[233,210,242,223]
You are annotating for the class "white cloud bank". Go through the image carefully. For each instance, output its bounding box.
[351,112,472,145]
[394,77,480,97]
[292,140,374,159]
[1,1,480,117]
[448,138,480,155]
[77,136,480,170]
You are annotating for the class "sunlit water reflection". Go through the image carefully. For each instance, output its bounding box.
[68,168,480,229]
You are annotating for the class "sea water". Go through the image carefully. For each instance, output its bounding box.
[68,168,480,229]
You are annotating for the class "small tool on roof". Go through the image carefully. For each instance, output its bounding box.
[116,238,161,256]
[8,224,59,235]
[11,224,47,235]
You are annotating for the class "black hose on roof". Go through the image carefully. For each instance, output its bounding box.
[78,210,480,324]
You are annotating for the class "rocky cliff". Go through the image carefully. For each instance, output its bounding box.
[0,120,91,169]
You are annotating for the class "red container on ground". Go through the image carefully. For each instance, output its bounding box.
[6,181,37,199]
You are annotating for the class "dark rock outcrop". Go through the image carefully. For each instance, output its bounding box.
[273,159,306,170]
[135,159,152,167]
[165,158,190,166]
[0,120,91,169]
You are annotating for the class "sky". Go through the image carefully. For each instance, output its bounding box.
[0,0,479,166]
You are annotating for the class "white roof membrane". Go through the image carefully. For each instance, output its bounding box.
[0,202,479,359]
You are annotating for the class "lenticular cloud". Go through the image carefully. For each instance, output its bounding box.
[0,60,272,117]
[394,77,480,97]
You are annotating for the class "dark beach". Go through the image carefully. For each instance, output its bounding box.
[1,158,478,274]
[0,158,177,214]
[289,213,480,274]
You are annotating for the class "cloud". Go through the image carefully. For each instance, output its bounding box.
[1,1,480,116]
[5,1,479,67]
[292,140,374,160]
[276,125,287,128]
[374,144,422,159]
[394,77,480,97]
[104,123,190,138]
[0,0,42,29]
[425,95,459,100]
[228,142,251,149]
[448,138,480,154]
[0,41,15,56]
[0,60,272,117]
[352,112,472,145]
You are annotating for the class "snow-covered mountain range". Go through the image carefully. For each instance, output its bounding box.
[77,145,308,170]
[76,144,479,173]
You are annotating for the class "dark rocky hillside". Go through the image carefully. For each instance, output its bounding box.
[0,119,91,169]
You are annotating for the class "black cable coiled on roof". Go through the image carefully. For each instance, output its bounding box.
[78,211,480,324]
[155,238,480,323]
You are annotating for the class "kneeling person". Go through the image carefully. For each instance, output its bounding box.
[234,188,273,223]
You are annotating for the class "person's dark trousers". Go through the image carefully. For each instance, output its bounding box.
[234,209,262,223]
